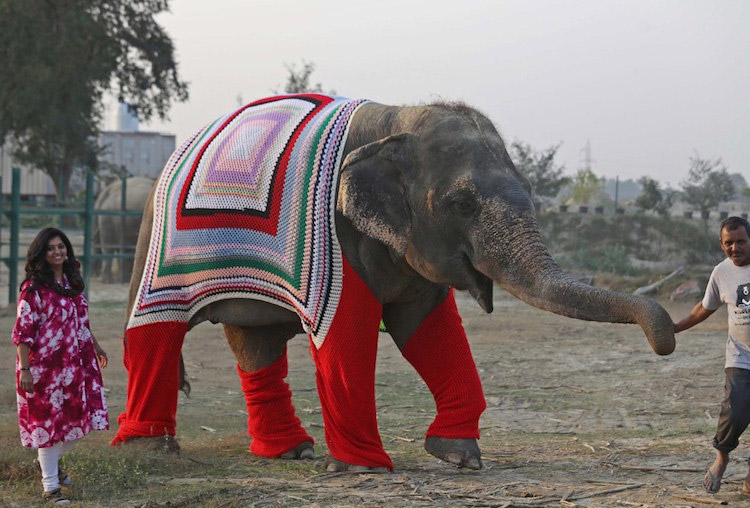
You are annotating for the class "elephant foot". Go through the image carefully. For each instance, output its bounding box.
[424,436,482,470]
[279,441,314,460]
[127,434,181,454]
[325,456,389,473]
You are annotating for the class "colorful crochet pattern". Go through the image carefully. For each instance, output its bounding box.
[127,94,368,347]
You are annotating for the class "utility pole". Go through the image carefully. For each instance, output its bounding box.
[580,139,594,171]
[614,175,619,210]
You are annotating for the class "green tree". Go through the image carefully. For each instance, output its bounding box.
[282,60,335,95]
[570,168,603,205]
[0,0,188,200]
[635,176,676,215]
[509,141,570,200]
[635,177,662,212]
[680,155,735,217]
[729,173,748,199]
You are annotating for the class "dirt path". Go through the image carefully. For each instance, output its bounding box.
[1,283,747,506]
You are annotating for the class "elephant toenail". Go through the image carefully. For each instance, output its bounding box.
[443,453,462,464]
[465,457,482,470]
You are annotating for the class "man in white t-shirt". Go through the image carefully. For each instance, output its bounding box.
[674,216,750,495]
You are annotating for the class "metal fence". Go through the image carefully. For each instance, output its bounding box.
[552,204,748,220]
[0,167,142,304]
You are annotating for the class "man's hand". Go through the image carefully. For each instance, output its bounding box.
[19,370,33,393]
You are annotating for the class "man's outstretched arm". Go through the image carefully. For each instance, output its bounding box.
[674,302,716,333]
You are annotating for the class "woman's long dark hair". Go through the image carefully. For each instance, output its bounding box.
[21,227,84,296]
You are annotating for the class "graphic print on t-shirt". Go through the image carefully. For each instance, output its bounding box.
[737,283,750,308]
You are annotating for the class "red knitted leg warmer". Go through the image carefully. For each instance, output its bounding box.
[236,349,314,457]
[111,321,188,445]
[401,290,486,439]
[309,256,393,470]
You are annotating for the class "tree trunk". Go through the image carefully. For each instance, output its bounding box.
[50,163,76,227]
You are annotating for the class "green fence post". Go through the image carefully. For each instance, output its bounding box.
[120,173,127,283]
[82,170,94,297]
[9,167,20,304]
[0,173,3,274]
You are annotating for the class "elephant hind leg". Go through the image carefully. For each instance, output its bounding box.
[112,321,188,446]
[178,355,190,397]
[224,324,314,459]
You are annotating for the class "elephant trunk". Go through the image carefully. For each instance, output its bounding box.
[476,213,675,355]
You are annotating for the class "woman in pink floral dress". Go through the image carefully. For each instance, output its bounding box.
[13,228,109,505]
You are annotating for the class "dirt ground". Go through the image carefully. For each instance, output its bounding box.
[0,280,747,507]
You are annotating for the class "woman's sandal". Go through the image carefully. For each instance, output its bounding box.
[43,488,71,505]
[58,470,72,486]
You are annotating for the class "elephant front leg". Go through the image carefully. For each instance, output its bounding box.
[111,321,188,448]
[388,290,487,469]
[224,324,314,459]
[310,257,393,472]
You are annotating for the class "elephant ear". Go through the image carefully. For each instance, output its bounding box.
[338,133,415,256]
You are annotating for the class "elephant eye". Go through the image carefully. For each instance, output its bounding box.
[450,197,477,218]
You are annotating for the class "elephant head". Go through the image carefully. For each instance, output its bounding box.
[338,103,675,355]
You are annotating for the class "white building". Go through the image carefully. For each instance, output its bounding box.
[0,104,175,199]
[0,141,56,198]
[98,103,175,179]
[98,130,175,180]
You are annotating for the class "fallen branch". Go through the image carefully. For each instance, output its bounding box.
[567,483,644,501]
[614,464,704,473]
[633,266,684,295]
[284,495,310,503]
[394,436,415,443]
[672,494,728,505]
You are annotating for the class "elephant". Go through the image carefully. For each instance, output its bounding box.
[114,94,674,472]
[93,176,154,283]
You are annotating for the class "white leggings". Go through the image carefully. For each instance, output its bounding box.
[37,439,78,492]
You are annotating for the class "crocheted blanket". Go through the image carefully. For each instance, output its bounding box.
[127,94,368,348]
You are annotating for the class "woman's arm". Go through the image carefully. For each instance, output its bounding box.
[80,294,108,369]
[16,343,33,393]
[674,301,716,333]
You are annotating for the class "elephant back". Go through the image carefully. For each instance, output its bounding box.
[128,95,369,349]
[96,177,155,211]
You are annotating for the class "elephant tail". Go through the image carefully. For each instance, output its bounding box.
[179,354,191,397]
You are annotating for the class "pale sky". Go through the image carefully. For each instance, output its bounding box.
[136,0,750,187]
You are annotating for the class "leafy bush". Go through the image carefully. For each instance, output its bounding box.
[19,214,60,230]
[558,245,637,275]
[537,212,723,274]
